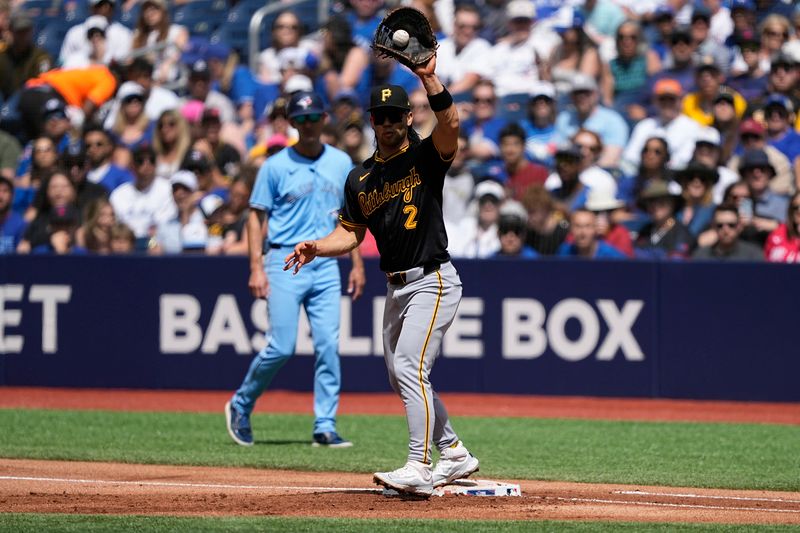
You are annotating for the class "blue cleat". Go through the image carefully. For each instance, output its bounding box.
[225,400,253,446]
[312,431,353,448]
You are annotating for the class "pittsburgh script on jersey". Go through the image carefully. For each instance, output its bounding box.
[357,166,421,217]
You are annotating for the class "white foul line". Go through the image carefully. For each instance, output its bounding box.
[0,475,381,493]
[550,496,800,514]
[614,490,800,504]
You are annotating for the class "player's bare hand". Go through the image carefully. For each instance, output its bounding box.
[348,265,365,301]
[249,269,269,299]
[284,240,318,274]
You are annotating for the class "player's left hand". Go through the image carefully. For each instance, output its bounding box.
[412,53,437,79]
[284,241,318,274]
[348,265,366,301]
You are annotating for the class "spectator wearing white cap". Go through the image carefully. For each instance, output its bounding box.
[436,4,493,96]
[486,0,559,98]
[448,180,505,258]
[152,169,209,254]
[554,73,629,169]
[689,127,740,204]
[107,82,154,160]
[60,0,132,68]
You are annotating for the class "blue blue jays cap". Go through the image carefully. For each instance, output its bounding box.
[730,0,755,12]
[286,91,325,118]
[654,5,674,19]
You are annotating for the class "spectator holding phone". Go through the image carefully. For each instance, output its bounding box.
[739,148,789,246]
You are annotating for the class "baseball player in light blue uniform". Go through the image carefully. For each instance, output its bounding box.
[225,91,365,448]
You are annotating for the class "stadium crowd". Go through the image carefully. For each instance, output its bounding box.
[0,0,799,262]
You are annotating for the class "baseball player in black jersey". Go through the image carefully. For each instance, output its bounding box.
[284,56,479,497]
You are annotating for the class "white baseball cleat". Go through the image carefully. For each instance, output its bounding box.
[374,460,434,497]
[432,441,480,487]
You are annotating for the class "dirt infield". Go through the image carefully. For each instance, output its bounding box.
[1,388,799,525]
[2,459,800,525]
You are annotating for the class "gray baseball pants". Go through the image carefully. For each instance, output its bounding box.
[382,261,462,465]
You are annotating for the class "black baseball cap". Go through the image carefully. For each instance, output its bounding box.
[367,85,411,112]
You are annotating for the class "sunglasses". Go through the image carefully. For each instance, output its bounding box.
[294,113,322,124]
[714,221,737,229]
[764,29,788,39]
[671,37,692,45]
[372,109,405,124]
[575,143,600,154]
[642,146,665,155]
[741,133,762,142]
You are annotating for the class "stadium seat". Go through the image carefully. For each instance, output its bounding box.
[497,93,530,124]
[59,0,89,24]
[36,19,80,61]
[210,0,265,64]
[117,2,141,30]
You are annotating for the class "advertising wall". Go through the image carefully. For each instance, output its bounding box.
[0,256,797,401]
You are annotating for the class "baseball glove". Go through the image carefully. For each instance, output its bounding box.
[372,7,438,69]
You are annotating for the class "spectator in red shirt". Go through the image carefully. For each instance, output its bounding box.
[764,192,800,262]
[499,122,548,202]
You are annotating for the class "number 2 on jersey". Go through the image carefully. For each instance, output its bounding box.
[403,205,418,229]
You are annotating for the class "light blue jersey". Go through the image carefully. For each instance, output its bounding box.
[250,145,353,246]
[232,143,353,436]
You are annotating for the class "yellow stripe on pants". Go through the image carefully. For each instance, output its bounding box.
[417,270,443,464]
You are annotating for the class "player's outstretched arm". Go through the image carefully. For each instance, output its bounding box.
[414,55,458,158]
[284,224,365,274]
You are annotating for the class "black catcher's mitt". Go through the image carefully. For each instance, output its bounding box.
[372,7,438,69]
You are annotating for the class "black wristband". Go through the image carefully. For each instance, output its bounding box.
[427,87,453,112]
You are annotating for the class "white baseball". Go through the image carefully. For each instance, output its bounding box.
[392,29,410,49]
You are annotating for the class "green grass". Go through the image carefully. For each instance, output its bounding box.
[1,409,798,491]
[1,515,798,533]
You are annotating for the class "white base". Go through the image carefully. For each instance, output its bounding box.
[382,479,522,497]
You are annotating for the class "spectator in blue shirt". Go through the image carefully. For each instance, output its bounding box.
[557,208,627,259]
[0,176,27,253]
[763,95,800,165]
[554,73,629,169]
[83,126,134,193]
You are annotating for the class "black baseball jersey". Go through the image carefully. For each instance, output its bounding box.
[339,136,453,273]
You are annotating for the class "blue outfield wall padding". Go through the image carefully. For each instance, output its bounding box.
[0,255,797,402]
